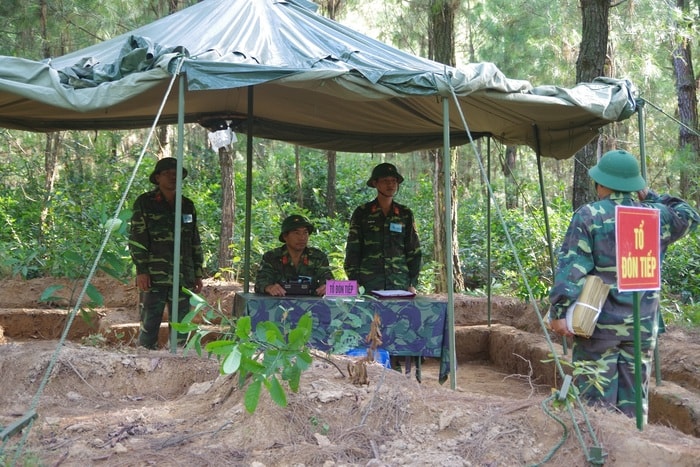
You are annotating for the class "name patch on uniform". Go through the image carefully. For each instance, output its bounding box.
[390,222,403,233]
[182,214,193,223]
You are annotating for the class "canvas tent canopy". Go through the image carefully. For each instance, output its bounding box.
[0,0,643,388]
[0,0,637,159]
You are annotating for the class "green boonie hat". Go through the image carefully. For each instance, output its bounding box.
[279,215,315,242]
[366,163,404,187]
[588,150,646,192]
[149,157,188,184]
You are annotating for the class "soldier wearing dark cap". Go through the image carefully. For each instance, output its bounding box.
[344,163,422,293]
[549,149,699,421]
[129,157,204,349]
[254,215,333,296]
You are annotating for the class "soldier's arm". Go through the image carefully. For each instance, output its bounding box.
[641,189,700,243]
[548,210,593,320]
[129,197,151,275]
[344,209,363,280]
[254,252,279,294]
[405,211,422,287]
[316,251,334,283]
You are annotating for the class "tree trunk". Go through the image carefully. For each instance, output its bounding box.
[295,145,303,208]
[326,150,337,217]
[294,145,304,209]
[673,0,700,206]
[218,147,236,281]
[432,148,447,292]
[39,0,50,58]
[39,133,61,248]
[572,0,610,210]
[320,1,342,219]
[429,0,463,293]
[156,126,172,159]
[37,0,59,251]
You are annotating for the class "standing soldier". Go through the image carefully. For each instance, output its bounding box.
[344,163,422,373]
[344,162,422,293]
[549,150,699,421]
[129,157,204,349]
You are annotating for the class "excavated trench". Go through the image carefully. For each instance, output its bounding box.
[0,277,699,438]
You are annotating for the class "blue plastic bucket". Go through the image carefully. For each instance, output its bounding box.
[346,347,391,368]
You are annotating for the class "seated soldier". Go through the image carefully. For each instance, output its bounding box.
[254,215,333,296]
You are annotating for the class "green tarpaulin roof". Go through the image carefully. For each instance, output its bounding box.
[0,0,637,159]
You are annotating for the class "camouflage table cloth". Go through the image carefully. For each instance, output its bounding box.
[233,293,450,383]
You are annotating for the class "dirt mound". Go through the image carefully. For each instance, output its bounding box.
[1,341,699,466]
[0,275,239,310]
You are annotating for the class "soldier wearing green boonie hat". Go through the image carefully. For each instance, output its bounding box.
[255,215,333,296]
[587,149,646,192]
[278,215,316,242]
[366,162,404,187]
[346,162,422,374]
[130,157,203,350]
[149,157,188,184]
[346,163,421,292]
[549,149,699,422]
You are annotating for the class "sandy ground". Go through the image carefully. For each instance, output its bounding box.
[1,276,700,466]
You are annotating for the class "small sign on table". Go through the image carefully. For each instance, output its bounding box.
[325,280,359,297]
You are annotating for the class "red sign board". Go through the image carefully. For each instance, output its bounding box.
[615,205,661,291]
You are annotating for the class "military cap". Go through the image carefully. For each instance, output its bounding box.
[366,163,404,187]
[279,215,315,242]
[588,150,645,192]
[149,157,188,184]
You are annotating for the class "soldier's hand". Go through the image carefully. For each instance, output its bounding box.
[136,274,151,292]
[550,318,573,337]
[264,283,286,297]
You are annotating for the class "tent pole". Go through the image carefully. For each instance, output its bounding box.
[443,97,456,390]
[638,100,648,180]
[243,86,254,293]
[486,137,492,325]
[636,100,661,385]
[170,72,185,354]
[532,125,565,354]
[535,152,555,277]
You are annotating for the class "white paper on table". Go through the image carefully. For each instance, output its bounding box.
[370,290,416,298]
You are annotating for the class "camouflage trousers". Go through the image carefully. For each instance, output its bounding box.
[138,288,190,349]
[572,336,654,422]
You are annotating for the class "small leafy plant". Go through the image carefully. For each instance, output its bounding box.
[173,290,314,413]
[543,354,611,409]
[309,415,330,435]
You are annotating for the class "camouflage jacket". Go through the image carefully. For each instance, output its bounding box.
[129,188,204,289]
[254,246,333,294]
[344,199,422,290]
[549,190,699,340]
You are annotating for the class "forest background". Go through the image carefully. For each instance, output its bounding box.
[1,0,699,326]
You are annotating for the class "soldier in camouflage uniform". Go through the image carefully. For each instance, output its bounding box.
[549,150,699,421]
[344,163,422,292]
[129,157,204,349]
[345,163,422,373]
[254,215,333,296]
